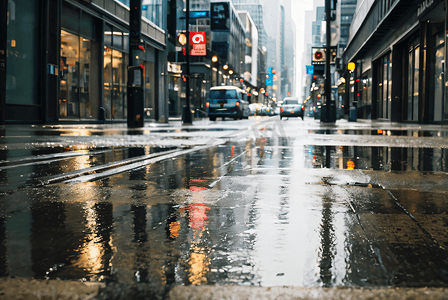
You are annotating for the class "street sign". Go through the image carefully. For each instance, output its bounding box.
[312,48,326,65]
[306,65,314,75]
[190,11,209,18]
[189,32,206,56]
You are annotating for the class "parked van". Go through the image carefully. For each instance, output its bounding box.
[206,86,250,121]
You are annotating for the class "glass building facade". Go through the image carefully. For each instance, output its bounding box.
[1,0,167,124]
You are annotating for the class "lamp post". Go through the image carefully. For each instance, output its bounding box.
[183,0,193,124]
[322,0,335,123]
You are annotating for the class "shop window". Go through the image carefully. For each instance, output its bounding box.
[431,30,446,122]
[6,0,39,105]
[407,39,420,121]
[59,30,100,119]
[375,53,392,119]
[104,47,128,120]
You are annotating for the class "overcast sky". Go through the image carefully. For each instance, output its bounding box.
[291,0,317,98]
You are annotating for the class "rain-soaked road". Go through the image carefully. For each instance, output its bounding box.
[2,117,448,298]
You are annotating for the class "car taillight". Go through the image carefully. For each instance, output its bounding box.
[206,102,210,108]
[236,102,240,107]
[302,106,305,111]
[280,107,283,113]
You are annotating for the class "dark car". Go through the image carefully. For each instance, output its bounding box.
[280,98,304,120]
[206,86,250,121]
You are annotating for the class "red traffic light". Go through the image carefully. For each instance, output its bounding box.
[240,78,244,83]
[313,75,317,79]
[317,94,321,99]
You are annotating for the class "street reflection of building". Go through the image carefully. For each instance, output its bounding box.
[308,130,448,172]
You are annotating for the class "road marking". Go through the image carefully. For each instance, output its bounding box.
[62,143,224,184]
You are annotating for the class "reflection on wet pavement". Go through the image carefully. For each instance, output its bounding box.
[307,145,448,172]
[2,121,448,298]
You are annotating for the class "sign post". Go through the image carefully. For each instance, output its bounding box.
[128,0,144,128]
[322,0,336,123]
[183,0,193,124]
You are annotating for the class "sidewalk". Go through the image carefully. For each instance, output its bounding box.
[2,277,448,300]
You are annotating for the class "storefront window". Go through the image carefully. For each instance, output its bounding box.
[60,31,80,117]
[103,47,128,120]
[59,31,100,119]
[406,39,420,122]
[6,0,39,105]
[432,31,445,122]
[375,53,391,119]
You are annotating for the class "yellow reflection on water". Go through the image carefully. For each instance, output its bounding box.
[188,250,210,285]
[72,200,106,278]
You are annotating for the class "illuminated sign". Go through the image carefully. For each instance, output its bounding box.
[189,32,206,56]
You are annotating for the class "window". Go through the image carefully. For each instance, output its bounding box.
[6,0,39,105]
[375,53,392,119]
[431,30,446,121]
[407,38,420,121]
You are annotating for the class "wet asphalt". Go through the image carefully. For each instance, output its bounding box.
[1,116,448,299]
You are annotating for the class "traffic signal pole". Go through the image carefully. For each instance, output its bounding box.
[183,0,193,124]
[128,0,144,128]
[322,0,335,123]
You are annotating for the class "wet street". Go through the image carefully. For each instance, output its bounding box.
[2,117,448,298]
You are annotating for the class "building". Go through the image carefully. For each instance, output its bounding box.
[233,0,268,49]
[282,0,296,99]
[342,0,447,124]
[1,0,168,124]
[237,11,258,87]
[165,0,246,118]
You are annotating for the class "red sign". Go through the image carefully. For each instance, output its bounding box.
[189,32,206,56]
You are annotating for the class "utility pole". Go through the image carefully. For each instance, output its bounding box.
[322,0,335,123]
[128,0,144,128]
[183,0,193,124]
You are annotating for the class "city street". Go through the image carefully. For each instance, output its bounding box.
[1,116,448,299]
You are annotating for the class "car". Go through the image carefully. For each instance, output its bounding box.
[280,98,304,120]
[206,86,250,121]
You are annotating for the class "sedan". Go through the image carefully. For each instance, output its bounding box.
[280,98,304,120]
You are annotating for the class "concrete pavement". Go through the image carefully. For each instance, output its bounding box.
[2,277,448,300]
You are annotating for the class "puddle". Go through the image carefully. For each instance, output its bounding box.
[306,145,448,172]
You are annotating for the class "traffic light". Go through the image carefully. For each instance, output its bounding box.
[312,75,317,84]
[129,0,142,46]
